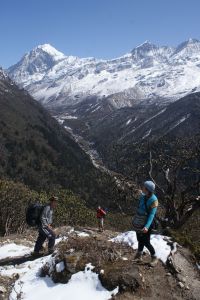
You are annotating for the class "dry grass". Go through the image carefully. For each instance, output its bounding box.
[56,235,134,271]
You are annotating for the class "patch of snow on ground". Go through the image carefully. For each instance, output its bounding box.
[142,129,152,139]
[120,109,166,140]
[0,243,32,259]
[0,243,118,300]
[111,231,171,263]
[91,106,101,113]
[168,113,191,131]
[126,119,132,125]
[57,119,64,124]
[4,256,117,300]
[76,232,90,237]
[55,236,67,245]
[56,261,65,273]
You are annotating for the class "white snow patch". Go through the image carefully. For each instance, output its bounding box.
[111,231,171,263]
[4,256,117,300]
[0,243,32,259]
[56,261,65,273]
[142,128,152,139]
[121,109,166,140]
[56,115,77,125]
[76,232,90,237]
[0,242,118,300]
[169,114,191,131]
[57,119,64,124]
[55,236,67,245]
[126,119,132,125]
[91,105,101,113]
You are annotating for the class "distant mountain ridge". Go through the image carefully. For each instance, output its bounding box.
[7,39,200,110]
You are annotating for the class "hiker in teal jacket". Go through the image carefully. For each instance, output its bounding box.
[134,181,159,266]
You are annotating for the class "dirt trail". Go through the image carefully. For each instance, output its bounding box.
[113,256,199,300]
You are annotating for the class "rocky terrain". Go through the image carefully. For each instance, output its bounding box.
[0,227,199,300]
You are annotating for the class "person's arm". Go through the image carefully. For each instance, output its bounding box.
[144,207,157,229]
[41,206,50,227]
[100,209,106,216]
[143,199,158,231]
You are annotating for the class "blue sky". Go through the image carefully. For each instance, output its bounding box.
[1,0,200,68]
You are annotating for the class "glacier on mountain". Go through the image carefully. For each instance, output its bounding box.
[7,39,200,109]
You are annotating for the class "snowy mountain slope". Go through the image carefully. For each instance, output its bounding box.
[0,67,10,81]
[8,39,200,109]
[8,44,65,86]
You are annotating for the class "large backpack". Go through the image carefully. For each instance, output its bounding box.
[26,203,45,227]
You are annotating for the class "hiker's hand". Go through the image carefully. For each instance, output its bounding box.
[142,227,148,233]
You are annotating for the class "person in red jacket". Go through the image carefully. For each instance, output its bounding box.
[97,206,106,232]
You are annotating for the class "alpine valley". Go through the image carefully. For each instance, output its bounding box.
[7,39,200,174]
[6,40,200,249]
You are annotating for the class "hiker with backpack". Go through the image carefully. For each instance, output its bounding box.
[97,206,106,232]
[33,196,58,255]
[132,181,159,266]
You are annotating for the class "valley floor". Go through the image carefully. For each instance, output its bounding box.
[0,227,199,300]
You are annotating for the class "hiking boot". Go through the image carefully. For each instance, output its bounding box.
[31,251,41,257]
[133,252,143,262]
[150,256,159,267]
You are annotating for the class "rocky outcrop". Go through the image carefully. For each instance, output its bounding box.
[99,260,140,293]
[40,234,141,296]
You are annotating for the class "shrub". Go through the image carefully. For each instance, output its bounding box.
[0,179,39,235]
[51,189,96,227]
[0,179,96,235]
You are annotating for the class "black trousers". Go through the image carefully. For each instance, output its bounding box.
[136,230,155,256]
[34,227,56,253]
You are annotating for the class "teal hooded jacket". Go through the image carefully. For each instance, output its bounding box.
[137,193,158,229]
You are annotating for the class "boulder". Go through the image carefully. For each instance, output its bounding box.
[99,260,141,293]
[43,251,86,284]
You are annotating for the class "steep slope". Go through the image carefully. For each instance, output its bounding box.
[8,39,200,110]
[0,69,123,208]
[59,92,200,154]
[60,93,200,211]
[8,44,65,85]
[90,92,200,147]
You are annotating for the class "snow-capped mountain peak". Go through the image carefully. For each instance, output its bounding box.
[7,39,200,109]
[135,40,157,50]
[8,43,66,87]
[131,41,158,58]
[173,38,200,56]
[33,43,65,60]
